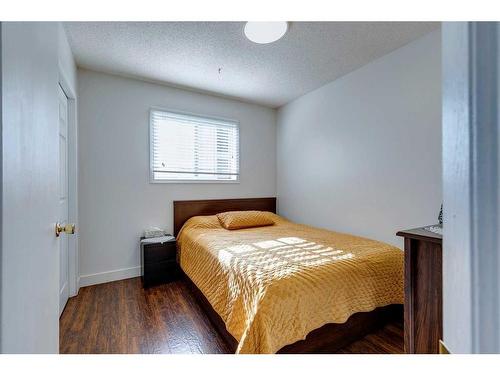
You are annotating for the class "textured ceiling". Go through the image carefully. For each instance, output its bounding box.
[64,22,440,108]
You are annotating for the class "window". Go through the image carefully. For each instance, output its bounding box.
[150,109,239,182]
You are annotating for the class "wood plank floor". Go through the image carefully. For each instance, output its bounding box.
[60,277,404,354]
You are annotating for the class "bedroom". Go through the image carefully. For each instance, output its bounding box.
[1,0,500,372]
[64,22,439,355]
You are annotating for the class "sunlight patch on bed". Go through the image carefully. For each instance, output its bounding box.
[254,240,283,249]
[295,242,316,248]
[277,237,307,245]
[228,244,257,254]
[218,234,356,279]
[218,249,234,266]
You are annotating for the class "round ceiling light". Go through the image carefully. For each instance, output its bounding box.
[244,22,288,44]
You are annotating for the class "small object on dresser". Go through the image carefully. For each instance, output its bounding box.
[140,235,180,288]
[144,227,166,238]
[424,225,442,235]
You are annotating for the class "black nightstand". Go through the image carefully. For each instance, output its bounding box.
[140,237,180,288]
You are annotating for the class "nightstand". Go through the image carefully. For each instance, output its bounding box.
[140,237,180,288]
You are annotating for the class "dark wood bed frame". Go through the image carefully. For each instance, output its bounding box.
[173,197,403,354]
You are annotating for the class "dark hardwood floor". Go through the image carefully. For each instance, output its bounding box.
[60,277,403,354]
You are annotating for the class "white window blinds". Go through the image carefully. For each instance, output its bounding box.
[150,109,239,182]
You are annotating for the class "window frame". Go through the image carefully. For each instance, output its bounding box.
[149,107,241,184]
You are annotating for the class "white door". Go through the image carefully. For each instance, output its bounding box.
[58,85,70,315]
[1,22,60,353]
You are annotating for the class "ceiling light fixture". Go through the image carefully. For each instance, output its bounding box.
[244,22,288,44]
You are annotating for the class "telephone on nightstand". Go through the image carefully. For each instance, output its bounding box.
[143,227,166,238]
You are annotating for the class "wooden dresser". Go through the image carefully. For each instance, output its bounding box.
[397,226,443,354]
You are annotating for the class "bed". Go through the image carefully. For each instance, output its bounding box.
[174,197,403,354]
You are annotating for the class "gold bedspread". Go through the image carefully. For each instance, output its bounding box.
[177,213,403,354]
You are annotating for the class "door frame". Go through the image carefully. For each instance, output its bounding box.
[58,69,79,298]
[442,22,500,353]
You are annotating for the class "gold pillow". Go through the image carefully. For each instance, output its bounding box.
[216,210,275,230]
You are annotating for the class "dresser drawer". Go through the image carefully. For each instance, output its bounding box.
[143,242,176,264]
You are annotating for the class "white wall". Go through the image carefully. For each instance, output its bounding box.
[77,69,276,286]
[277,30,442,247]
[58,24,77,93]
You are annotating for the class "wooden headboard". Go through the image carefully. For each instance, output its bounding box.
[173,197,277,236]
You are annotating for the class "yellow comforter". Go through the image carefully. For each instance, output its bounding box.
[178,213,403,354]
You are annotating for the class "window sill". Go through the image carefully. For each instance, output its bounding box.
[149,179,240,184]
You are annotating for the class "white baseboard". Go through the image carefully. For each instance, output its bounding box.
[79,266,141,288]
[71,276,81,297]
